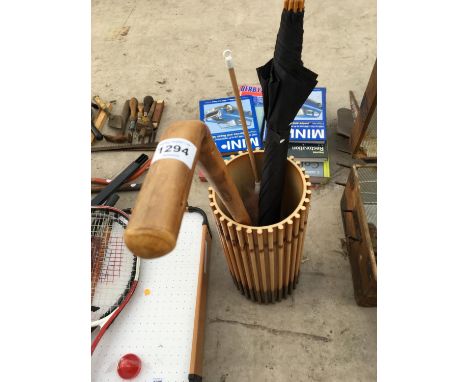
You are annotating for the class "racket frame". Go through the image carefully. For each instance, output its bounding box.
[91,206,141,354]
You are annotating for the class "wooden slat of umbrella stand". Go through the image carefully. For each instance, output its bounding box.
[236,227,260,302]
[212,206,238,289]
[295,189,312,284]
[296,199,311,283]
[220,216,247,296]
[289,213,301,294]
[228,221,255,300]
[276,224,285,301]
[242,227,261,302]
[267,228,276,301]
[296,184,312,274]
[246,228,263,303]
[256,229,269,302]
[218,217,241,291]
[294,206,307,286]
[287,160,305,290]
[283,220,294,297]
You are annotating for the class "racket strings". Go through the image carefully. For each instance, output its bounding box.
[91,212,113,295]
[91,208,136,323]
[97,231,124,283]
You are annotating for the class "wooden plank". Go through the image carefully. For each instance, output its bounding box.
[350,60,377,157]
[189,225,211,379]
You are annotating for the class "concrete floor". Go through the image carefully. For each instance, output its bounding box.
[92,0,376,381]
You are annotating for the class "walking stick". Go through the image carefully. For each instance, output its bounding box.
[223,49,261,224]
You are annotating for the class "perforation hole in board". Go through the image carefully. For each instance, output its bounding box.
[91,213,204,382]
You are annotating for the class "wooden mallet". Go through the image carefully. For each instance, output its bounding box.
[124,120,251,259]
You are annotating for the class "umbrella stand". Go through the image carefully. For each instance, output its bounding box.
[209,150,312,303]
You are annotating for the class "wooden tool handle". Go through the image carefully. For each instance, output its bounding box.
[152,100,165,128]
[121,100,130,128]
[129,97,138,121]
[125,120,251,259]
[143,96,154,115]
[137,103,144,119]
[103,133,132,144]
[147,101,156,120]
[93,95,107,111]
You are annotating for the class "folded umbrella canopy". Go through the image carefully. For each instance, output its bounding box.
[257,0,318,226]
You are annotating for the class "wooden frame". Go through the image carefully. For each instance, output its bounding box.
[350,60,377,161]
[340,164,377,307]
[189,224,211,380]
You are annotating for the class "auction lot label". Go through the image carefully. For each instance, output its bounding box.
[152,138,197,169]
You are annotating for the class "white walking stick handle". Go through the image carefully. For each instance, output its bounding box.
[223,49,234,69]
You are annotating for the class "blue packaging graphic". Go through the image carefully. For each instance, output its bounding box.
[290,87,327,142]
[239,85,264,129]
[199,96,262,154]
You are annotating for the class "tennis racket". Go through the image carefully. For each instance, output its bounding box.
[91,206,140,354]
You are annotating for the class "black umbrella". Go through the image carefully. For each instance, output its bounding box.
[256,0,318,226]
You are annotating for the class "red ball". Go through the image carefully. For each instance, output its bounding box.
[117,353,142,379]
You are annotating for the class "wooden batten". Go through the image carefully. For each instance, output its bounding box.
[294,206,307,286]
[267,228,275,302]
[289,213,301,293]
[296,194,311,283]
[284,220,293,298]
[236,227,260,302]
[219,216,246,296]
[246,228,263,302]
[276,224,285,301]
[256,229,269,303]
[212,209,237,288]
[189,225,210,378]
[228,222,254,300]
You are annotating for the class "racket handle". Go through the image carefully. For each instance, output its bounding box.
[125,120,251,259]
[104,193,120,207]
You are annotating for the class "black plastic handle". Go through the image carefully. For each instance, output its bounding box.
[103,193,120,207]
[91,121,104,141]
[91,154,148,206]
[143,96,154,114]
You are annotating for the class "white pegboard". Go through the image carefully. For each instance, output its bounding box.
[92,212,205,382]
